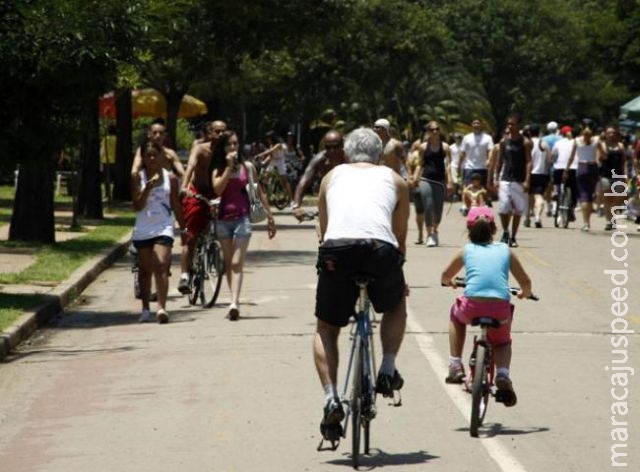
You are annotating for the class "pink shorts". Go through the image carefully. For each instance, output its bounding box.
[450,295,514,347]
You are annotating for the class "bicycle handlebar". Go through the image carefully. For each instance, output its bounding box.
[442,277,539,301]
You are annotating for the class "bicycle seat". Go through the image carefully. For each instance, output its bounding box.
[471,317,501,328]
[352,274,375,286]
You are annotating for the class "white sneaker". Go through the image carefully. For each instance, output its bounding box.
[138,309,153,323]
[156,309,170,324]
[433,232,439,246]
[426,235,437,247]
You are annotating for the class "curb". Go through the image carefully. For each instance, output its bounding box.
[0,231,132,362]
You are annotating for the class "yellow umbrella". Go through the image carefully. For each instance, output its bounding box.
[99,88,208,119]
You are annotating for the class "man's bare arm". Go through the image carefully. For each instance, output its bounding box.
[392,174,410,256]
[165,149,185,178]
[293,152,324,207]
[180,143,203,192]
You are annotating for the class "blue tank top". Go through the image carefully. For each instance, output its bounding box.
[463,242,510,300]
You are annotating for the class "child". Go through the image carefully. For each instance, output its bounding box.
[461,172,487,215]
[441,206,532,407]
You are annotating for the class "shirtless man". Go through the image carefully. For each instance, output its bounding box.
[374,118,405,176]
[291,130,348,222]
[131,120,186,178]
[177,120,227,294]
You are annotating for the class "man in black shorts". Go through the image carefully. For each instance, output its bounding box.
[313,127,410,440]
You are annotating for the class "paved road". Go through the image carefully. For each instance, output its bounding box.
[0,206,639,472]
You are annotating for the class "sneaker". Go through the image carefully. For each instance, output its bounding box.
[138,309,153,323]
[523,219,531,228]
[375,370,404,397]
[426,235,437,247]
[433,231,439,246]
[156,309,170,324]
[500,231,510,244]
[580,224,590,232]
[604,223,613,231]
[228,303,239,321]
[495,374,517,407]
[459,206,468,216]
[320,398,345,440]
[177,277,191,295]
[414,237,424,245]
[534,221,542,229]
[445,363,465,384]
[509,237,518,248]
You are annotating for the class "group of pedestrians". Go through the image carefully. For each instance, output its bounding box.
[130,119,277,324]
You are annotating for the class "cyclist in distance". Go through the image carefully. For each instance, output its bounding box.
[177,120,227,294]
[313,127,410,440]
[291,129,348,221]
[441,206,532,407]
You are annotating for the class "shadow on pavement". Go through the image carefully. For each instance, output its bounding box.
[246,249,317,267]
[454,423,550,437]
[3,345,138,364]
[326,448,438,468]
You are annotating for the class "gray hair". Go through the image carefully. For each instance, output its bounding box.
[344,127,383,163]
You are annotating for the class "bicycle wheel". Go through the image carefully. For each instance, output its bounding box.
[187,244,203,305]
[560,186,572,229]
[362,355,372,455]
[270,175,289,210]
[470,344,489,437]
[201,240,224,308]
[351,336,363,469]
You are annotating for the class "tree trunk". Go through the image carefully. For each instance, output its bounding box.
[77,99,103,219]
[9,160,56,243]
[165,89,185,151]
[113,87,133,201]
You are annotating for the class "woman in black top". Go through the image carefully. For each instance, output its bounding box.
[412,121,453,247]
[598,126,627,231]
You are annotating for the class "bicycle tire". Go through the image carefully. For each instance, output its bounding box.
[362,362,372,455]
[269,175,289,210]
[351,336,363,469]
[201,240,224,308]
[187,244,203,305]
[561,187,572,229]
[470,344,489,437]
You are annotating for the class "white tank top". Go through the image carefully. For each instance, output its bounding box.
[575,137,598,163]
[323,165,398,247]
[530,137,548,175]
[132,169,175,241]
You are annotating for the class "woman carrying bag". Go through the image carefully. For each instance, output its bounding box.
[211,131,277,320]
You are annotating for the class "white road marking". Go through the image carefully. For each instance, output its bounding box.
[406,309,528,472]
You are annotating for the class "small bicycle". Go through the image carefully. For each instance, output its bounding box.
[187,194,224,308]
[449,277,538,437]
[318,276,378,470]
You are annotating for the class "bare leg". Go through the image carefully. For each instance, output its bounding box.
[415,212,424,242]
[448,316,466,358]
[511,214,521,238]
[221,236,250,306]
[380,297,407,357]
[137,247,154,311]
[313,319,341,387]
[153,244,172,310]
[494,344,512,371]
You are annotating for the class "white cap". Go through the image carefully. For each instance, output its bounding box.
[374,118,391,133]
[546,121,558,132]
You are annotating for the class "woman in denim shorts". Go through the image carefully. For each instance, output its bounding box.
[211,131,276,320]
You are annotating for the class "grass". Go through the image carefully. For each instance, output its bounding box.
[0,185,134,331]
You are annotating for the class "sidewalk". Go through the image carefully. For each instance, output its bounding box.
[0,214,131,361]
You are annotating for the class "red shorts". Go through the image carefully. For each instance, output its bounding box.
[450,295,514,347]
[182,186,215,244]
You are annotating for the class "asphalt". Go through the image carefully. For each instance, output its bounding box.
[0,228,131,361]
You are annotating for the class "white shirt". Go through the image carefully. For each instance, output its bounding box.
[324,165,398,247]
[461,132,494,169]
[132,169,175,241]
[552,138,577,170]
[530,137,549,175]
[574,136,599,164]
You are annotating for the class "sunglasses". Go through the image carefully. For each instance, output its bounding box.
[325,144,342,151]
[428,127,439,132]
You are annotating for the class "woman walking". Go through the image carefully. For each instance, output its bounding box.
[211,131,277,320]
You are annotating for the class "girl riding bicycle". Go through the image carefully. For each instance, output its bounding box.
[440,206,532,407]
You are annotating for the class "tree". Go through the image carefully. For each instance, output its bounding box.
[0,1,141,242]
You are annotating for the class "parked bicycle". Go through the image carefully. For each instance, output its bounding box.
[448,277,538,437]
[186,194,224,308]
[318,276,379,470]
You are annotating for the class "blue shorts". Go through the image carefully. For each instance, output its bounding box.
[217,216,252,240]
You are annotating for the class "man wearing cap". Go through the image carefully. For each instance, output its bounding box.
[550,125,578,224]
[458,118,494,212]
[374,118,406,176]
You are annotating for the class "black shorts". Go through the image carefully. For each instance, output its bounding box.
[315,239,406,327]
[529,174,550,195]
[132,235,174,249]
